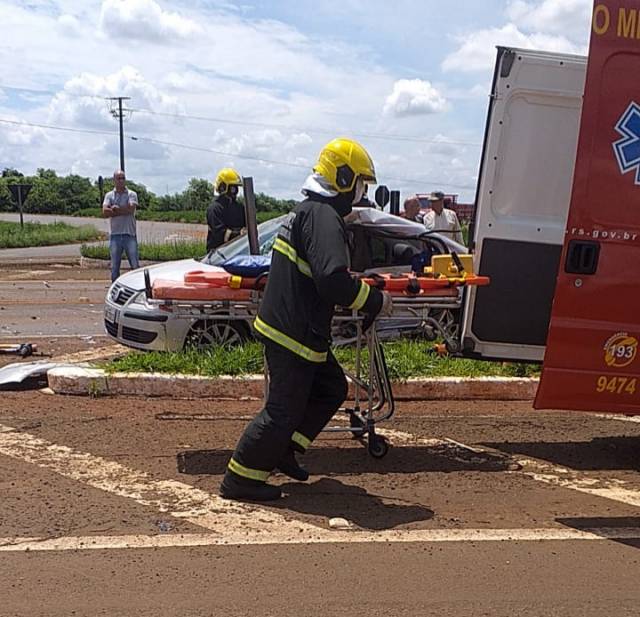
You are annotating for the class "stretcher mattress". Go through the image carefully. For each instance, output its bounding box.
[151,270,487,302]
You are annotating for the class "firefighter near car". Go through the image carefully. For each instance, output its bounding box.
[206,168,246,252]
[219,138,392,502]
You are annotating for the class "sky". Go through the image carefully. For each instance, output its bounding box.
[0,0,593,201]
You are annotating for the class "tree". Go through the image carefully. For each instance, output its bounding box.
[2,168,24,178]
[184,178,214,210]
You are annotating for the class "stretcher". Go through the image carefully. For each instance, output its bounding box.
[144,261,489,457]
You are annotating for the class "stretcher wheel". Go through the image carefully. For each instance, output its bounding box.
[368,436,389,458]
[445,339,461,354]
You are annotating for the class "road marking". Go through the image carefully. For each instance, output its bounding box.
[5,422,640,548]
[2,527,640,552]
[382,428,640,509]
[0,423,320,541]
[596,413,640,424]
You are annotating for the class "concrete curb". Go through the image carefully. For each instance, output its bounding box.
[47,367,539,400]
[79,257,156,269]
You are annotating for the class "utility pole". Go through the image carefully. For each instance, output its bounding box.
[108,96,130,172]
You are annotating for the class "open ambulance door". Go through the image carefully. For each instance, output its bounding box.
[461,47,586,362]
[535,1,640,413]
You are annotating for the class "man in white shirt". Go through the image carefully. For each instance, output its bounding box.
[423,191,464,245]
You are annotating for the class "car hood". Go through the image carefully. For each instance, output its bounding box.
[115,259,224,291]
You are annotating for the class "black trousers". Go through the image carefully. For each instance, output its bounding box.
[228,343,348,481]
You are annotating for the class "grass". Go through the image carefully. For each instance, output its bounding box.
[73,209,283,224]
[0,221,103,249]
[105,340,540,380]
[81,239,207,261]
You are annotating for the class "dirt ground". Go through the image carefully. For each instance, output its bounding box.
[3,390,640,616]
[4,261,640,615]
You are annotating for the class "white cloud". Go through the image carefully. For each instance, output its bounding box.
[57,14,82,36]
[285,133,313,149]
[506,0,591,40]
[99,0,202,42]
[425,135,461,157]
[442,23,586,73]
[383,79,447,117]
[47,66,181,131]
[0,1,487,200]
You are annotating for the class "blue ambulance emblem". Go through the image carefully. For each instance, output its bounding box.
[613,101,640,185]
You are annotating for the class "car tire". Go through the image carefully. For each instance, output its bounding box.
[185,319,250,350]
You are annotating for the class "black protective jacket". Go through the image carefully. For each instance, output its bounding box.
[206,195,246,251]
[255,196,383,363]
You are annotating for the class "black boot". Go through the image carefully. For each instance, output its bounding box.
[219,472,282,501]
[276,449,309,482]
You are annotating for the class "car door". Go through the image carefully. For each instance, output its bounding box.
[460,46,587,362]
[535,0,640,413]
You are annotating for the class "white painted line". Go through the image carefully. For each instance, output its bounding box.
[0,423,319,541]
[381,427,640,510]
[596,413,640,424]
[516,458,640,507]
[2,527,640,552]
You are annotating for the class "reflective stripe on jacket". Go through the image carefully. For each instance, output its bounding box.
[255,198,382,362]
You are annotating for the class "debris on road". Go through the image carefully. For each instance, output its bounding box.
[0,343,37,358]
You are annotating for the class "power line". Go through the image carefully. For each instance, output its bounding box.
[129,134,309,169]
[0,83,481,147]
[0,84,107,101]
[127,107,482,147]
[0,116,476,190]
[129,134,475,190]
[107,96,131,172]
[0,117,118,137]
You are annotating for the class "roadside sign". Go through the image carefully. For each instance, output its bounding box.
[8,184,32,229]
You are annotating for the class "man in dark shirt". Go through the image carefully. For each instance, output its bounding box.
[206,168,245,251]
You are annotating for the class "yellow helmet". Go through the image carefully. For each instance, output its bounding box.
[215,168,243,195]
[313,138,376,193]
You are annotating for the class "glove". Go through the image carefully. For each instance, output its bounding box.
[362,291,392,332]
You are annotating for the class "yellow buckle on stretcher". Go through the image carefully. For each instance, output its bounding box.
[430,254,474,277]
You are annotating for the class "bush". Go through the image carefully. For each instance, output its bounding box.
[0,221,103,248]
[106,340,540,379]
[81,239,207,261]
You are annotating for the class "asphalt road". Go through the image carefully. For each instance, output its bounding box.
[0,266,110,339]
[3,393,640,616]
[0,213,207,262]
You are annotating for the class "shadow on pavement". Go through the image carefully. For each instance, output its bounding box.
[177,444,511,476]
[557,516,640,550]
[483,435,640,471]
[271,477,434,530]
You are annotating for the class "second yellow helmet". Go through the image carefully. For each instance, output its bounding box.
[313,138,376,193]
[215,168,243,195]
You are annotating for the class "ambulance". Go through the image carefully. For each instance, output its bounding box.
[464,0,640,414]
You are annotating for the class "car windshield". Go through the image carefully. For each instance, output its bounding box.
[201,215,286,265]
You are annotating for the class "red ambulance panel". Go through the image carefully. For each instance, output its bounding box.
[535,1,640,412]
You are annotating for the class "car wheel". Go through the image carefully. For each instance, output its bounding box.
[185,319,249,350]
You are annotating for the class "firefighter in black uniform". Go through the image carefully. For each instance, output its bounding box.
[220,138,392,501]
[206,168,246,252]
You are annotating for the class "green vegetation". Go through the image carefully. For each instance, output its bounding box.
[81,240,206,261]
[72,208,282,224]
[0,168,295,217]
[105,340,540,380]
[0,221,103,249]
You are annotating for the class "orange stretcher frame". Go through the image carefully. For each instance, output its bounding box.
[151,270,489,302]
